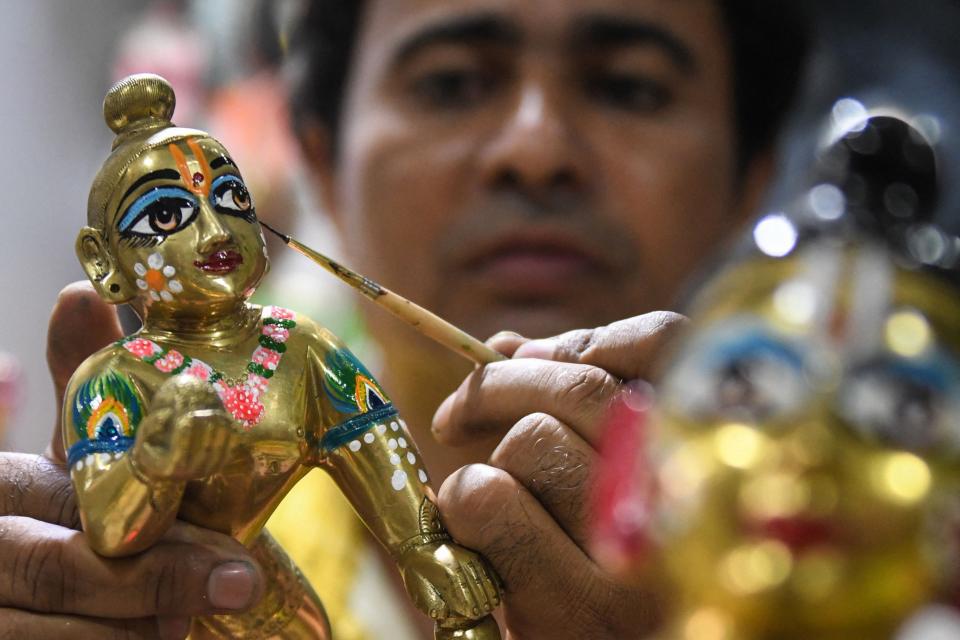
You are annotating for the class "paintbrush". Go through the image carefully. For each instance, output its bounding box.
[260,221,507,366]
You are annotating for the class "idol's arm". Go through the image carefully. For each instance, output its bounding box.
[64,362,234,556]
[303,342,501,634]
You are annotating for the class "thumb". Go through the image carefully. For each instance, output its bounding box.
[46,281,124,461]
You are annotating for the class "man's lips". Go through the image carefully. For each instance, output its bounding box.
[194,250,244,274]
[457,232,612,295]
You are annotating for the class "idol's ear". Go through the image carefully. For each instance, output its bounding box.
[76,226,136,304]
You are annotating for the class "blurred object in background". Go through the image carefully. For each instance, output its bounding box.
[112,0,209,123]
[0,354,22,449]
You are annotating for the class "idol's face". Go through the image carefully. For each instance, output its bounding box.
[651,245,960,637]
[105,137,268,312]
[315,0,758,343]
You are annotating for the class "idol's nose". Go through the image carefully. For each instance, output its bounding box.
[195,202,233,255]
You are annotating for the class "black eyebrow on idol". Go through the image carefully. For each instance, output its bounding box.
[393,13,522,65]
[571,15,697,73]
[119,169,182,205]
[210,156,236,170]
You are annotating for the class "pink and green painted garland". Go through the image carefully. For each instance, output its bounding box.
[118,306,296,429]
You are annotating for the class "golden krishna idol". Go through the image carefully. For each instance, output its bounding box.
[65,73,501,639]
[596,111,960,639]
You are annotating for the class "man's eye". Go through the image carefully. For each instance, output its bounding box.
[587,73,670,113]
[118,188,199,238]
[210,175,254,215]
[411,68,494,109]
[661,320,810,426]
[836,354,960,454]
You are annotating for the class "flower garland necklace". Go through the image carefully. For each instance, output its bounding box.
[118,306,296,429]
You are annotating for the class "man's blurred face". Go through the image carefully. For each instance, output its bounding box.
[319,0,756,343]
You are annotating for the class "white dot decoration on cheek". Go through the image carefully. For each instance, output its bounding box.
[391,469,408,491]
[349,440,361,452]
[135,253,182,301]
[364,432,375,444]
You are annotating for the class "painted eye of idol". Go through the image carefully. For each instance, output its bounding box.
[837,350,960,454]
[662,318,810,425]
[117,185,200,246]
[210,174,255,221]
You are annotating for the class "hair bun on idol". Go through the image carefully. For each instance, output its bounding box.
[88,73,211,230]
[103,73,176,143]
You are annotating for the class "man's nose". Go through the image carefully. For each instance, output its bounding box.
[478,81,588,197]
[195,204,233,255]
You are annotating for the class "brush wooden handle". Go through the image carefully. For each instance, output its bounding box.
[284,237,506,366]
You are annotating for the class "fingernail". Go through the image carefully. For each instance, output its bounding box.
[489,330,523,341]
[208,561,256,610]
[157,616,192,640]
[513,339,555,360]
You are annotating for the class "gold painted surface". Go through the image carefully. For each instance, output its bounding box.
[647,246,960,639]
[66,74,501,639]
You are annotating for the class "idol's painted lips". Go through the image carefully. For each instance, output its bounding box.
[195,249,243,274]
[749,516,838,552]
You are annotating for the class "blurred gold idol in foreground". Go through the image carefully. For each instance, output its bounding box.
[64,74,501,639]
[601,113,960,639]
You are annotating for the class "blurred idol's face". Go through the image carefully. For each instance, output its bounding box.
[315,0,758,346]
[650,243,960,638]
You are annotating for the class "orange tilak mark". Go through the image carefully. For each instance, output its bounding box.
[168,143,200,195]
[187,138,212,196]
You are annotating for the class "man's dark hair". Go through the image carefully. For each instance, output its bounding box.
[286,1,808,168]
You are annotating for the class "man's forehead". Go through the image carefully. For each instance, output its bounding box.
[362,0,722,49]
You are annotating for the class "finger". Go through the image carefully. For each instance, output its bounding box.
[438,464,659,638]
[433,359,620,448]
[488,413,596,551]
[0,609,160,640]
[485,331,530,358]
[47,281,124,460]
[0,516,263,618]
[512,312,688,381]
[464,560,495,614]
[0,453,79,528]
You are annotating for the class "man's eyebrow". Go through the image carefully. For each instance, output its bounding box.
[571,15,697,73]
[118,169,181,206]
[393,13,521,65]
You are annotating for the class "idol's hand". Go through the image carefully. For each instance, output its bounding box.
[398,540,501,622]
[0,282,263,640]
[432,313,687,639]
[132,375,237,482]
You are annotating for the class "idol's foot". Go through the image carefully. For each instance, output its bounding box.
[435,615,501,640]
